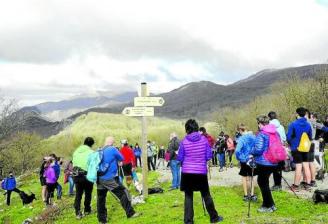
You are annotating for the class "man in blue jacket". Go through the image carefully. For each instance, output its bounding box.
[2,171,20,205]
[286,107,312,191]
[97,136,139,224]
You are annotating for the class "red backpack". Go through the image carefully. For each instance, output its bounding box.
[263,132,287,164]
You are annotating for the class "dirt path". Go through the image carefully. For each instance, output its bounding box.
[157,166,328,199]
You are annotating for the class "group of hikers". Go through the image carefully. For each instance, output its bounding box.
[1,106,327,224]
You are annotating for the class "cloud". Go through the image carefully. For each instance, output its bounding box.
[0,0,328,105]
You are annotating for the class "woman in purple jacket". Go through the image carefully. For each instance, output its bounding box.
[178,119,223,224]
[44,158,57,206]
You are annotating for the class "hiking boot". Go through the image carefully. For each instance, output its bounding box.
[310,181,317,187]
[250,195,258,202]
[303,184,312,192]
[211,216,223,223]
[243,195,250,202]
[219,168,224,172]
[257,206,274,213]
[271,185,282,191]
[271,205,277,211]
[229,163,233,168]
[290,184,300,192]
[300,181,307,188]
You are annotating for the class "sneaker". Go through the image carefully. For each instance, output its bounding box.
[250,195,258,202]
[243,195,250,202]
[211,216,224,223]
[300,181,307,188]
[290,184,300,192]
[271,205,277,211]
[271,185,282,191]
[168,187,178,191]
[76,212,84,220]
[229,163,233,168]
[128,212,141,218]
[303,184,312,192]
[219,168,224,172]
[257,206,274,213]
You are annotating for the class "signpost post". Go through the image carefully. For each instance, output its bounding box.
[122,82,165,198]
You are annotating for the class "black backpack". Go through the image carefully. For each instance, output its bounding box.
[313,189,328,204]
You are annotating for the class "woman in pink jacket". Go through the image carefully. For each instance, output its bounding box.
[225,135,235,168]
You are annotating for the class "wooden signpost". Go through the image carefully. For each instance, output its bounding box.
[122,82,165,198]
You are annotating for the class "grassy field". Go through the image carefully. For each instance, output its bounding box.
[1,169,328,224]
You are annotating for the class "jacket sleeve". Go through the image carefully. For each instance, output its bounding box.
[115,151,124,161]
[322,126,328,133]
[251,134,265,156]
[235,137,244,161]
[177,142,185,163]
[206,141,212,161]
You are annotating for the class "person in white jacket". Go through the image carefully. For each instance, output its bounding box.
[268,111,287,191]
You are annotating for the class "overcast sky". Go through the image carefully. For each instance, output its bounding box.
[0,0,328,106]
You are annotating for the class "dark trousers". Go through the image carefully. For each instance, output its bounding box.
[147,157,155,171]
[212,151,218,166]
[184,190,219,224]
[73,175,94,215]
[135,157,142,167]
[46,183,57,205]
[6,188,20,205]
[153,155,157,167]
[273,162,284,186]
[227,150,234,163]
[97,179,135,223]
[257,165,275,208]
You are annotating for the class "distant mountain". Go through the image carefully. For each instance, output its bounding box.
[14,63,328,138]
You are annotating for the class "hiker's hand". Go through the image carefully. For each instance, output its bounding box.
[118,161,123,166]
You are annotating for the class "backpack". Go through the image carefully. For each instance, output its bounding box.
[263,132,287,164]
[97,149,110,177]
[1,178,7,190]
[313,189,328,204]
[298,132,311,152]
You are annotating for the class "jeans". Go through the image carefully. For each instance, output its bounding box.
[68,176,75,195]
[56,183,62,199]
[217,153,225,169]
[97,179,135,222]
[184,190,219,224]
[257,165,275,208]
[170,160,181,189]
[135,156,142,167]
[73,175,94,215]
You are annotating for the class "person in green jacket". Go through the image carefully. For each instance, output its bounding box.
[72,137,95,220]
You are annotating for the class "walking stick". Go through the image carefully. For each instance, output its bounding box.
[247,158,256,218]
[280,174,299,199]
[202,197,206,216]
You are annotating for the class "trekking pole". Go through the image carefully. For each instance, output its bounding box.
[201,197,206,216]
[280,174,299,199]
[208,161,212,180]
[247,158,256,218]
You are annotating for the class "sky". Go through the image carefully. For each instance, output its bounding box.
[0,0,328,106]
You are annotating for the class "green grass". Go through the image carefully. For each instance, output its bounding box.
[1,170,328,224]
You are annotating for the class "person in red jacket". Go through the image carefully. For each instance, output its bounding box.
[120,140,136,187]
[199,127,217,166]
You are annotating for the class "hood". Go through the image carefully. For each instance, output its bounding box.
[297,117,310,127]
[270,119,281,128]
[186,132,202,142]
[261,124,276,134]
[121,145,131,152]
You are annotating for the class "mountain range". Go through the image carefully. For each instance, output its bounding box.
[17,63,328,138]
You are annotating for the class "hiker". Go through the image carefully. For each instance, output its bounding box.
[39,158,48,203]
[215,132,226,172]
[157,145,166,169]
[199,127,216,166]
[49,154,62,200]
[225,135,235,168]
[96,136,139,223]
[168,132,181,190]
[64,160,75,196]
[250,115,278,213]
[268,111,287,191]
[178,119,223,224]
[134,143,142,167]
[235,124,257,202]
[287,107,312,191]
[44,158,57,206]
[72,137,95,219]
[147,141,156,171]
[152,142,159,168]
[1,171,20,206]
[120,140,136,188]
